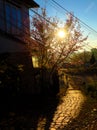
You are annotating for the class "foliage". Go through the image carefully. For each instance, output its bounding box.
[90,53,96,65]
[83,82,97,98]
[91,48,97,60]
[70,51,91,65]
[30,9,88,74]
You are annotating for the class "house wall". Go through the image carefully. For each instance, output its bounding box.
[0,33,27,53]
[0,0,41,95]
[0,33,37,94]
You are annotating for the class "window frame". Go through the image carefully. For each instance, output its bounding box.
[5,1,22,35]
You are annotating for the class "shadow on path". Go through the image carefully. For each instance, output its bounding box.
[0,94,61,129]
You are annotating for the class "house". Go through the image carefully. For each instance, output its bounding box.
[0,0,40,96]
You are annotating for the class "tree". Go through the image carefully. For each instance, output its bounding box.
[90,53,96,65]
[70,51,91,66]
[28,9,88,95]
[30,10,88,72]
[91,48,97,60]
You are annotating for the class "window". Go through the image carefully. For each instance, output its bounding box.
[0,1,5,31]
[5,2,22,35]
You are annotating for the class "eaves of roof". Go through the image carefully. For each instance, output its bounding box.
[7,0,40,8]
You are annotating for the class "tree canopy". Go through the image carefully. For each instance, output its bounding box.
[30,9,88,71]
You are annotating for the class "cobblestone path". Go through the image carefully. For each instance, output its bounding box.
[49,85,85,130]
[37,76,97,130]
[0,77,97,129]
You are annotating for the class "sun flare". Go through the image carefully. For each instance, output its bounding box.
[57,29,66,38]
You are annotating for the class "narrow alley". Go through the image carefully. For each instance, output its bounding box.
[0,76,97,130]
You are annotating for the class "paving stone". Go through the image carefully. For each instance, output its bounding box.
[0,76,97,130]
[50,128,56,130]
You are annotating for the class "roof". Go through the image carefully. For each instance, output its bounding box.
[7,0,40,8]
[23,0,40,8]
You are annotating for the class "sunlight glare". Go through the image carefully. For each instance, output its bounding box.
[57,29,66,38]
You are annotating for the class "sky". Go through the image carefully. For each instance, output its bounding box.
[34,0,97,49]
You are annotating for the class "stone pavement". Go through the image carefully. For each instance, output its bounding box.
[0,77,97,130]
[49,88,85,130]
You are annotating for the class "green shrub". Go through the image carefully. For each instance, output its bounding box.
[85,83,97,98]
